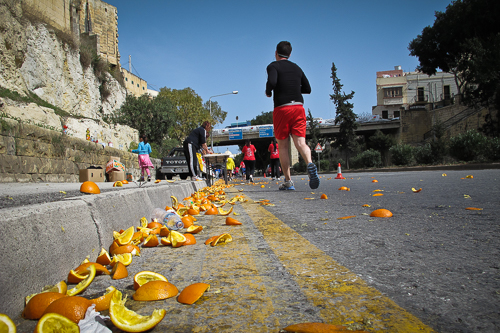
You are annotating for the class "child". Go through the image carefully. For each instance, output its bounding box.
[131,135,154,181]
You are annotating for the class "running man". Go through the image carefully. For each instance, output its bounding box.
[265,41,319,190]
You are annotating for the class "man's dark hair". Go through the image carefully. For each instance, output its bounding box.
[276,41,292,58]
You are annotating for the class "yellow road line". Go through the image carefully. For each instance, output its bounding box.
[243,201,434,332]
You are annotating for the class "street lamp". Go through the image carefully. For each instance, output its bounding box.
[209,91,238,150]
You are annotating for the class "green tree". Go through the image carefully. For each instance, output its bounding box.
[408,0,500,115]
[330,62,357,168]
[251,111,273,125]
[112,94,176,150]
[368,130,395,166]
[158,87,227,142]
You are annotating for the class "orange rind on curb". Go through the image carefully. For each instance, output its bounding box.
[134,271,168,291]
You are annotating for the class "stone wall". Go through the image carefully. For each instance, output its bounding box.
[401,101,490,144]
[22,0,73,35]
[0,118,160,183]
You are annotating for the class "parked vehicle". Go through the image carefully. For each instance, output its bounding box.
[159,147,207,180]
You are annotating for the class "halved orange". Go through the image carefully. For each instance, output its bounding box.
[177,282,210,305]
[35,312,80,332]
[113,181,123,187]
[133,281,179,301]
[109,290,166,331]
[90,286,117,312]
[109,240,120,254]
[320,194,328,199]
[187,208,199,216]
[226,217,242,225]
[25,281,67,306]
[370,209,393,218]
[372,179,378,183]
[23,292,67,319]
[181,216,194,228]
[133,271,168,291]
[186,225,203,234]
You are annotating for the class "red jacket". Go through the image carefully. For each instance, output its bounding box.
[268,143,279,159]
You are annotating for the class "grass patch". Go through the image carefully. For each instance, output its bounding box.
[0,87,71,118]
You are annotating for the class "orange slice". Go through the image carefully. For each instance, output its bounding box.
[67,265,96,296]
[115,226,134,245]
[90,286,117,312]
[160,237,171,246]
[183,233,196,246]
[186,225,203,234]
[225,217,242,225]
[110,253,133,267]
[143,234,159,247]
[109,290,166,331]
[217,206,233,216]
[74,262,110,276]
[204,235,219,245]
[210,233,232,246]
[111,262,129,280]
[96,248,112,265]
[23,292,67,320]
[177,283,210,305]
[169,230,187,248]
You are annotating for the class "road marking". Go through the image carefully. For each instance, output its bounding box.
[242,201,434,332]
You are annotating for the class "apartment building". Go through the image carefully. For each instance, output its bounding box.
[372,66,458,119]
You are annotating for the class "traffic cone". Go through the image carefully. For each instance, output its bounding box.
[335,163,344,179]
[263,172,266,178]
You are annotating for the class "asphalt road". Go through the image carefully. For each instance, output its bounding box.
[241,169,500,333]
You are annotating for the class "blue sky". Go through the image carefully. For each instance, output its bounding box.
[105,0,451,153]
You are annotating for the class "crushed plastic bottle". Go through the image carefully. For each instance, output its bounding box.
[150,208,184,230]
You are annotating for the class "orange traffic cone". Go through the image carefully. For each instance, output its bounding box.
[335,163,345,179]
[263,172,266,178]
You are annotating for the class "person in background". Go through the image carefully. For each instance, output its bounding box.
[268,138,281,180]
[130,135,154,182]
[226,156,235,181]
[265,40,319,190]
[242,139,257,183]
[239,160,246,178]
[183,121,211,181]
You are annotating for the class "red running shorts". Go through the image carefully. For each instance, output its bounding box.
[273,104,307,140]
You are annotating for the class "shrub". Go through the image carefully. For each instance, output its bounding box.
[483,136,500,161]
[292,156,307,173]
[390,144,414,166]
[414,144,434,165]
[319,159,329,171]
[448,130,488,162]
[350,149,382,169]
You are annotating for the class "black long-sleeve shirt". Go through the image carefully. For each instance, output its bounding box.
[266,60,311,108]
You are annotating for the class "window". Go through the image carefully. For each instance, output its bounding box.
[417,87,425,102]
[443,85,451,100]
[125,78,128,81]
[142,87,145,90]
[384,87,402,98]
[393,110,400,118]
[137,84,139,87]
[131,81,134,85]
[382,110,388,119]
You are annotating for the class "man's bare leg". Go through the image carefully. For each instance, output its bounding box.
[291,134,312,164]
[276,137,291,181]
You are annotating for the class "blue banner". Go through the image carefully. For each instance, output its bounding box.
[229,129,243,140]
[259,126,274,138]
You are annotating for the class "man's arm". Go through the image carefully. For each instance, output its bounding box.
[301,72,311,94]
[266,64,277,97]
[201,143,210,155]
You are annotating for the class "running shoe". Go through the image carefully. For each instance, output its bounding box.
[279,179,295,190]
[147,176,151,182]
[307,163,320,189]
[250,175,254,183]
[139,176,144,182]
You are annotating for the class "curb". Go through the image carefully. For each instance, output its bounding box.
[0,180,207,319]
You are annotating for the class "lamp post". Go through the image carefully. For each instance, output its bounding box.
[209,91,238,150]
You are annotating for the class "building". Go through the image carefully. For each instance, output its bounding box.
[22,0,120,66]
[372,66,458,119]
[121,68,148,97]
